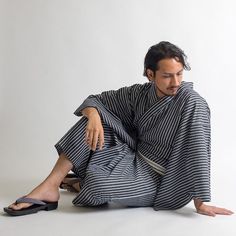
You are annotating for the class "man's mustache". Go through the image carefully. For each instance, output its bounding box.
[168,86,179,89]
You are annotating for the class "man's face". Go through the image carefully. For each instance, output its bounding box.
[147,58,184,97]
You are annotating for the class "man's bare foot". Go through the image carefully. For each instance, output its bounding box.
[8,181,60,211]
[60,176,80,192]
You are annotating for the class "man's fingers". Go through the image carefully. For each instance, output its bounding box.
[226,209,234,215]
[206,210,216,217]
[91,131,99,151]
[99,131,104,150]
[86,130,93,146]
[85,130,95,150]
[197,209,216,217]
[85,130,90,144]
[213,207,234,215]
[86,124,104,151]
[197,205,234,217]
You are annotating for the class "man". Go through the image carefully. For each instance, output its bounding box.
[4,41,233,217]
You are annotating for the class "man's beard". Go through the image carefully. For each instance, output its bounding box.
[156,85,180,97]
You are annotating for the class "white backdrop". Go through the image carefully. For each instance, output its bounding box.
[0,0,235,207]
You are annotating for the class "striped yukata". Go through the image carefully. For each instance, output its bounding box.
[55,81,211,210]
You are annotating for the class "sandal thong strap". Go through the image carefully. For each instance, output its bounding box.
[15,197,46,205]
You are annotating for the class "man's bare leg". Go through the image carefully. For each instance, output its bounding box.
[9,153,73,210]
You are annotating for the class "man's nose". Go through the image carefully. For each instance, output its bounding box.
[171,75,180,86]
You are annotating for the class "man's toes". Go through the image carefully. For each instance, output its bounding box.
[9,203,20,210]
[8,203,16,209]
[9,203,31,210]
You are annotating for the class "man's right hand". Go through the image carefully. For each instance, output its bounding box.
[82,107,104,151]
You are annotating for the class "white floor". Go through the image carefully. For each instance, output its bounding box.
[0,177,235,236]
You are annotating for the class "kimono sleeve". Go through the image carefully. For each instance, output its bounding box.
[74,84,141,129]
[154,94,211,210]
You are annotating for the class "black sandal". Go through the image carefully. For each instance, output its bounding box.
[4,197,58,216]
[59,173,80,192]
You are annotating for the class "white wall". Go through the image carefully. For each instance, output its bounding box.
[0,0,235,203]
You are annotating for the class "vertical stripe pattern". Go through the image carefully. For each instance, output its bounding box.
[55,81,211,210]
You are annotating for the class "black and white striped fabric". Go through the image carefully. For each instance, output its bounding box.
[55,81,211,210]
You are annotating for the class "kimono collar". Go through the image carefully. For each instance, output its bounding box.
[139,81,194,129]
[149,82,160,107]
[179,81,193,91]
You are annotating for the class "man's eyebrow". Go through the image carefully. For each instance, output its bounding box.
[162,69,183,75]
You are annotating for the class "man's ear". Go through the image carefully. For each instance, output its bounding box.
[146,69,154,81]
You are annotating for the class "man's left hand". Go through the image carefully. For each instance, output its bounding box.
[194,199,234,217]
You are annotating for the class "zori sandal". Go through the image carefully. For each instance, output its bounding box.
[3,197,58,216]
[59,173,80,192]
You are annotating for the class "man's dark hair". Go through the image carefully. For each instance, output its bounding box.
[143,41,191,77]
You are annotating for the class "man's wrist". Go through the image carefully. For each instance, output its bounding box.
[82,107,99,118]
[194,198,203,209]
